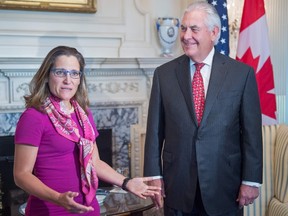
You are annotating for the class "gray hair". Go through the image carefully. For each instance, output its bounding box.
[184,1,221,45]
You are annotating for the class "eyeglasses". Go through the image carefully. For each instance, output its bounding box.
[50,68,82,79]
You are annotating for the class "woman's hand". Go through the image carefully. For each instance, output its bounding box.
[125,177,162,199]
[57,191,94,214]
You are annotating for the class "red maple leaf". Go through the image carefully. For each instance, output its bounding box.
[237,48,277,119]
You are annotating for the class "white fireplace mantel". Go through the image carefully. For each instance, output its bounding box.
[0,57,172,112]
[0,56,174,176]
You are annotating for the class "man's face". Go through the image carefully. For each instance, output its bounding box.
[180,10,219,62]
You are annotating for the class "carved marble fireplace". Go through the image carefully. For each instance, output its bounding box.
[0,57,170,178]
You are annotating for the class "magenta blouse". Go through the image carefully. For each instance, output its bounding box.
[15,107,100,216]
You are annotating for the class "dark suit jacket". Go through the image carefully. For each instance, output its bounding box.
[144,52,263,215]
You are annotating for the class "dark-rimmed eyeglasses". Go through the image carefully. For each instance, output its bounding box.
[50,68,82,79]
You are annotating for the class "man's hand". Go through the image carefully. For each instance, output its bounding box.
[237,184,259,208]
[147,178,165,209]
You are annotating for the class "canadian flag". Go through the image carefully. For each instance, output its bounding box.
[236,0,277,125]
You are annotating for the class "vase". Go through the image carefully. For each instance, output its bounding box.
[156,17,180,57]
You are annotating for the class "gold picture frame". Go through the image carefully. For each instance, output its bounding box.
[0,0,96,13]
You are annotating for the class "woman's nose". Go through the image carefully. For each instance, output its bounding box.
[63,74,71,83]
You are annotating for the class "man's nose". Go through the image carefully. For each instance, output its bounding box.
[182,29,193,39]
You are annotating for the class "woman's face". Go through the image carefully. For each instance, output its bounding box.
[48,55,81,107]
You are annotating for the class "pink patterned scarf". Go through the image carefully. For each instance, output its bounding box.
[44,96,98,205]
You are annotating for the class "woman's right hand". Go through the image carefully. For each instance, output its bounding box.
[57,191,94,214]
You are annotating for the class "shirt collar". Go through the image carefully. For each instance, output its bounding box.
[189,47,215,68]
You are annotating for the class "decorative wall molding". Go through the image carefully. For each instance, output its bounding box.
[130,124,146,177]
[0,57,171,111]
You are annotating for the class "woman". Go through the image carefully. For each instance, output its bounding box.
[13,46,160,215]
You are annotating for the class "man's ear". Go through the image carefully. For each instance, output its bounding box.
[211,26,220,43]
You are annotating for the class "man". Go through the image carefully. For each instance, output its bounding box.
[144,1,262,216]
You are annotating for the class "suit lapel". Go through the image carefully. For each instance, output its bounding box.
[201,53,228,125]
[175,55,198,125]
